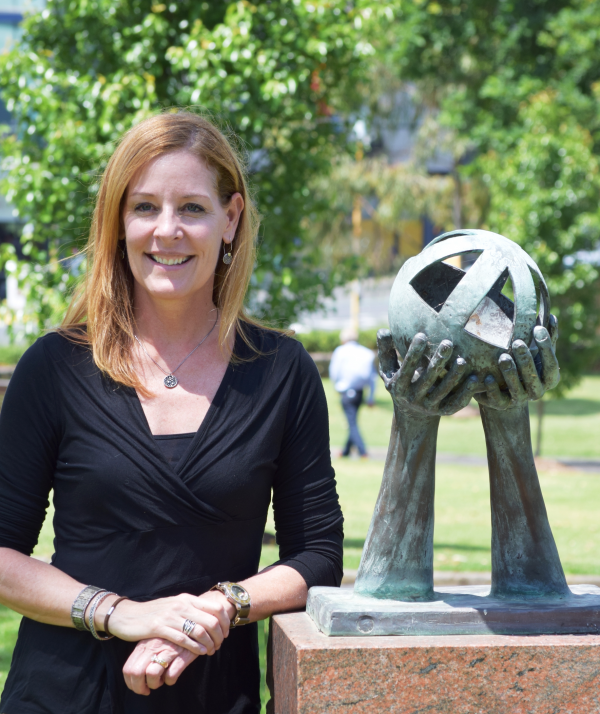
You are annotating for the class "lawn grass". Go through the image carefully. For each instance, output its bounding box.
[258,458,600,575]
[0,606,20,693]
[325,374,600,458]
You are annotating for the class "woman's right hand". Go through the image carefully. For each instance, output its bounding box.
[98,590,232,656]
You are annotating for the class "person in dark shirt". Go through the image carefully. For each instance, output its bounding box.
[0,112,343,714]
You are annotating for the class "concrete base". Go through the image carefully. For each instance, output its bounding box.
[307,584,600,636]
[269,612,600,713]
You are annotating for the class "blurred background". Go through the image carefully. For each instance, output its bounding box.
[2,0,600,708]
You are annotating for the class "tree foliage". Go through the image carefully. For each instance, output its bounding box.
[311,153,488,275]
[0,0,383,338]
[372,0,600,392]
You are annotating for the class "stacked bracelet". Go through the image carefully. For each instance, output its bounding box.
[71,585,105,631]
[104,596,129,638]
[71,586,127,641]
[88,591,115,640]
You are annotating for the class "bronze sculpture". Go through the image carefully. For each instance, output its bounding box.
[355,229,567,602]
[308,229,600,636]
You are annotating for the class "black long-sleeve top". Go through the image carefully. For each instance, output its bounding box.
[0,325,343,714]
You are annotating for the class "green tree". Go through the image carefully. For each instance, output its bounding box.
[371,0,600,400]
[0,0,383,338]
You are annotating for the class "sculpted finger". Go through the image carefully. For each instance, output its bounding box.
[533,325,560,390]
[482,374,511,410]
[485,373,511,409]
[422,356,466,409]
[498,354,526,404]
[377,329,399,378]
[394,332,428,396]
[439,374,478,415]
[512,339,544,400]
[409,339,453,403]
[547,313,559,350]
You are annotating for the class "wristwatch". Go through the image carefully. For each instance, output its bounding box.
[210,581,251,627]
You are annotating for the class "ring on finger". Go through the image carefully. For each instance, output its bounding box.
[150,654,169,669]
[183,619,196,637]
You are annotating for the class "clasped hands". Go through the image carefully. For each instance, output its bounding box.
[105,589,236,696]
[378,314,560,415]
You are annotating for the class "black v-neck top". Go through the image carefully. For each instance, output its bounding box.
[0,325,343,714]
[153,433,196,467]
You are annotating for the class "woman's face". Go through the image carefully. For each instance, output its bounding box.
[122,150,243,307]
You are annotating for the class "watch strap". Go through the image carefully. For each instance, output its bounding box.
[210,582,251,627]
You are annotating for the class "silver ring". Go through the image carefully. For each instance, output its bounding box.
[182,619,196,637]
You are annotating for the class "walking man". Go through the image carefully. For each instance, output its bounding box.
[329,327,376,458]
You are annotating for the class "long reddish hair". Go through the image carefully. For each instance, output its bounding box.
[60,111,262,393]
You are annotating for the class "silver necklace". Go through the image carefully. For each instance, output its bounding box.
[134,312,218,389]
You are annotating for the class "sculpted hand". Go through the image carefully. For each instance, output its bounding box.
[121,590,236,695]
[378,328,478,417]
[476,314,560,411]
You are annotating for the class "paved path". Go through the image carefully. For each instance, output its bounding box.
[333,447,600,473]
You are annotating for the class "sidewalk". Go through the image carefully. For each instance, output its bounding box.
[333,447,600,473]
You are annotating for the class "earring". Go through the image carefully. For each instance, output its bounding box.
[222,240,232,265]
[119,240,126,260]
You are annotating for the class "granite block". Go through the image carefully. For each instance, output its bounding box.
[307,584,600,636]
[269,612,600,714]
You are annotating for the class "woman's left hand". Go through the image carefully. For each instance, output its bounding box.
[123,638,196,695]
[122,590,236,695]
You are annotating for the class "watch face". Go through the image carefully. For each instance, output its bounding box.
[231,584,249,601]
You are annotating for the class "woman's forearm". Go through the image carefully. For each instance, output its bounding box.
[238,564,308,622]
[0,547,85,627]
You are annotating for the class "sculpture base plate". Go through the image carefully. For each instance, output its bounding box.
[307,584,600,637]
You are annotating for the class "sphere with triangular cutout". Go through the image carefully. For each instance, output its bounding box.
[389,229,549,387]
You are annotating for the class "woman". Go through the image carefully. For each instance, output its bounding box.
[0,112,343,713]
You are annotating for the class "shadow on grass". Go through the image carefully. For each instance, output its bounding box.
[344,538,366,549]
[345,540,491,552]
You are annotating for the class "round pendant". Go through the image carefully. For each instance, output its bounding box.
[163,374,178,389]
[223,253,232,265]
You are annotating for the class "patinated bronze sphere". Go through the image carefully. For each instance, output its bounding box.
[388,229,549,385]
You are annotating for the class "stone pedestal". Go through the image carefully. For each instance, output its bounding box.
[269,612,600,713]
[308,585,600,636]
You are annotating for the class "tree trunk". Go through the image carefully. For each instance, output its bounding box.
[451,166,463,230]
[535,399,544,457]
